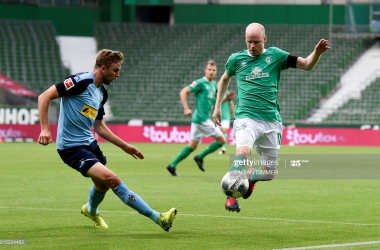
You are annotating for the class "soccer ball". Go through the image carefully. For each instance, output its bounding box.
[221,170,249,198]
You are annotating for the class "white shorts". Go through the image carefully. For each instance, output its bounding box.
[191,120,223,142]
[219,120,231,130]
[233,118,283,157]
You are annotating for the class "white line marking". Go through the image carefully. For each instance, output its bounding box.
[273,241,380,250]
[1,206,379,226]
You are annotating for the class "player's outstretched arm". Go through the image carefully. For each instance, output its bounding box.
[213,72,232,126]
[296,39,330,71]
[180,86,193,115]
[93,120,144,159]
[38,85,60,146]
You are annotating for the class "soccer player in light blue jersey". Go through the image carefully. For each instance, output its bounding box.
[38,49,177,231]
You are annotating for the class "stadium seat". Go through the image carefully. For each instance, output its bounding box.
[0,19,70,94]
[94,23,372,122]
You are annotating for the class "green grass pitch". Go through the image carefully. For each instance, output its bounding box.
[1,143,380,249]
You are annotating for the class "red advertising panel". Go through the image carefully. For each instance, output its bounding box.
[0,74,38,97]
[1,124,380,147]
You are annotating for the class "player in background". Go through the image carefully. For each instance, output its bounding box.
[166,60,235,176]
[218,90,235,155]
[212,23,330,212]
[38,49,177,231]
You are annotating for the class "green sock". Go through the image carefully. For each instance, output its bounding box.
[222,133,228,148]
[229,155,247,172]
[171,145,194,168]
[198,141,223,160]
[249,167,270,183]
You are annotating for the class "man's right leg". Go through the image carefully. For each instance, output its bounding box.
[167,122,202,176]
[166,140,198,176]
[225,122,256,212]
[81,178,110,228]
[86,163,176,231]
[86,178,109,215]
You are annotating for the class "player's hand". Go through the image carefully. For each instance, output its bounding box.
[212,108,222,127]
[315,39,330,55]
[38,130,52,146]
[122,144,145,159]
[227,91,236,100]
[184,108,193,116]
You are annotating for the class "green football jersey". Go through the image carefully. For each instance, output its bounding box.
[225,47,289,122]
[221,91,231,121]
[188,77,218,124]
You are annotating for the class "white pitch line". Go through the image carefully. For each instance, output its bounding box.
[273,241,380,250]
[1,206,380,226]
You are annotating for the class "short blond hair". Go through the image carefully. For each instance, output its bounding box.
[95,49,124,69]
[206,60,216,68]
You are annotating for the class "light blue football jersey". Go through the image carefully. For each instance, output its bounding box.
[55,71,108,150]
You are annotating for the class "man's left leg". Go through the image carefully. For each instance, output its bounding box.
[87,163,177,232]
[246,121,283,198]
[219,126,229,155]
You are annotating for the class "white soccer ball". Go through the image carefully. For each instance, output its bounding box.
[221,170,249,198]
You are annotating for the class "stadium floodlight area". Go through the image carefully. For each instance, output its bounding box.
[0,19,70,95]
[95,23,372,122]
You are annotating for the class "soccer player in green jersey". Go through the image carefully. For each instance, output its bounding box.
[213,23,330,212]
[218,90,235,155]
[166,60,235,176]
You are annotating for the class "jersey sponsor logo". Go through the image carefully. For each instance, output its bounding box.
[266,56,272,64]
[246,66,269,80]
[191,82,197,87]
[241,62,247,66]
[63,78,74,90]
[80,105,97,119]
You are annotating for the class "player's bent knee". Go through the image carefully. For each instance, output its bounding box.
[236,146,251,157]
[217,135,226,144]
[102,173,122,189]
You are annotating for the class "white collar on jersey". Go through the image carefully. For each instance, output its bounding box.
[203,77,213,83]
[246,49,267,57]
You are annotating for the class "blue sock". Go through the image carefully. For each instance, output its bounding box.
[86,184,106,215]
[113,182,160,225]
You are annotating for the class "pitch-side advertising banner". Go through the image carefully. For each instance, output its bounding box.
[1,124,380,146]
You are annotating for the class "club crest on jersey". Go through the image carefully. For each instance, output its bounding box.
[246,66,269,80]
[64,78,74,91]
[266,56,271,64]
[80,105,97,119]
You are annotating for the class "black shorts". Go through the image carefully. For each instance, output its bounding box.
[57,140,107,177]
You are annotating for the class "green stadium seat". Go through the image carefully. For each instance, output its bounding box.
[93,23,372,122]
